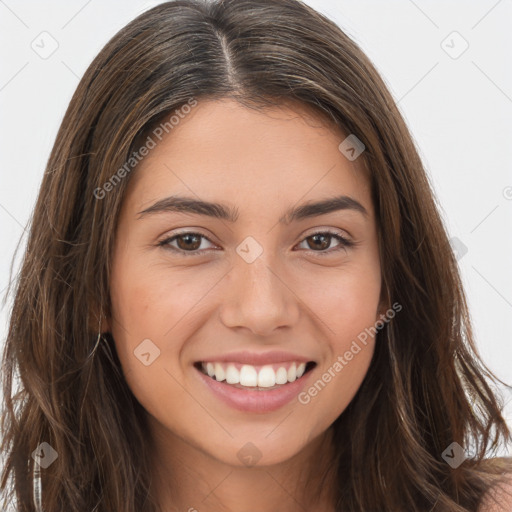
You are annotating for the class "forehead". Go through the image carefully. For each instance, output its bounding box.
[123,98,373,218]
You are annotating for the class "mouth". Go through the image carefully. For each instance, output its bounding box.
[193,360,317,391]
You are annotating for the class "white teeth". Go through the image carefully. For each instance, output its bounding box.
[296,362,306,378]
[258,365,276,388]
[200,360,312,387]
[239,365,258,386]
[275,366,288,385]
[225,364,239,384]
[287,363,297,382]
[214,363,225,382]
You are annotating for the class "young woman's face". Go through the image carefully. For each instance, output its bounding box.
[108,98,385,468]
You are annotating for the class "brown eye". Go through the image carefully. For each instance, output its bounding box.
[306,233,331,251]
[175,233,202,251]
[297,231,354,255]
[158,232,216,255]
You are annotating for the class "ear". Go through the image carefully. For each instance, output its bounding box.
[100,314,111,333]
[479,473,512,512]
[88,301,111,334]
[375,281,391,322]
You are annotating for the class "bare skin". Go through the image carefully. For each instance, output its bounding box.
[106,98,388,511]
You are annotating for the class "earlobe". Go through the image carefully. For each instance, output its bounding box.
[100,314,111,333]
[89,304,111,334]
[375,305,389,326]
[376,283,391,322]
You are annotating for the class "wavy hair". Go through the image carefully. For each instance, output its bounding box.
[1,0,511,510]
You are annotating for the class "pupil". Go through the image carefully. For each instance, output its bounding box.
[309,234,329,250]
[178,234,200,250]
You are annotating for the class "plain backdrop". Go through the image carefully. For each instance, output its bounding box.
[1,0,511,455]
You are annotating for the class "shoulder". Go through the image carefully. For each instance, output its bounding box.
[478,473,512,512]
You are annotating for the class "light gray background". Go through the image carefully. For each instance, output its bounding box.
[1,0,511,455]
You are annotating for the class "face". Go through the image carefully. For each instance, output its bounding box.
[107,98,385,469]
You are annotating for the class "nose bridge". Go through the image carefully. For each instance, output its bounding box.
[235,233,283,296]
[219,247,299,334]
[242,252,281,298]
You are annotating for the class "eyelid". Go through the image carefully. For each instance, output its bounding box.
[301,225,352,240]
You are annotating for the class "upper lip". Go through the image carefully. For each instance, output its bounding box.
[197,350,314,366]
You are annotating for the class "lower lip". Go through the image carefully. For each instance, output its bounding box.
[195,365,314,413]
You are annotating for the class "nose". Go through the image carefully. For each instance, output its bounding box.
[219,253,300,337]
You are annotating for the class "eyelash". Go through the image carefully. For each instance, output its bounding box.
[157,230,354,257]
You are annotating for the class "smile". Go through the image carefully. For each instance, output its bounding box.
[194,359,317,413]
[196,361,315,389]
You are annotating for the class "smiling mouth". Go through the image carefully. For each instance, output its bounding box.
[194,361,317,390]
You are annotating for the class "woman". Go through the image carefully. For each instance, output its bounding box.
[1,0,511,510]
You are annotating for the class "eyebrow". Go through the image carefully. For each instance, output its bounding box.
[136,194,368,223]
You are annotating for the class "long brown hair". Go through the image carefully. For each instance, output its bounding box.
[1,0,511,510]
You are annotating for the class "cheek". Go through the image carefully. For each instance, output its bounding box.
[109,254,179,370]
[303,252,382,343]
[108,253,228,397]
[108,259,199,422]
[297,283,379,431]
[327,278,381,345]
[110,254,207,341]
[295,256,381,423]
